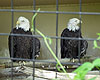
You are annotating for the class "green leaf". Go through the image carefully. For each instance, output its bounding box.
[73,62,93,73]
[93,40,98,49]
[93,58,100,67]
[97,33,100,36]
[97,37,100,40]
[73,62,94,80]
[93,40,97,49]
[95,66,100,70]
[93,33,100,49]
[89,76,97,80]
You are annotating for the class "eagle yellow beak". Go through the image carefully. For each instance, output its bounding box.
[16,21,20,25]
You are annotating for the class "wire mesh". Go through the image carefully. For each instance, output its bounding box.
[0,0,100,80]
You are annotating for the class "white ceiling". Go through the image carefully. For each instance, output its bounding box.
[0,0,100,7]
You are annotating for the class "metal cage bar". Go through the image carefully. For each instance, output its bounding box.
[55,0,59,78]
[0,33,100,41]
[11,0,14,80]
[0,9,100,15]
[78,0,82,63]
[32,0,36,80]
[56,0,59,58]
[0,0,100,79]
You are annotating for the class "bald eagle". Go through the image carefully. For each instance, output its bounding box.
[61,18,88,59]
[8,16,40,69]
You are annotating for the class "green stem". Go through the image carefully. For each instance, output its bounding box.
[31,8,72,80]
[36,29,72,80]
[31,8,40,32]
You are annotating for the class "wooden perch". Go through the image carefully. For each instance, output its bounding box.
[0,56,96,69]
[0,66,100,80]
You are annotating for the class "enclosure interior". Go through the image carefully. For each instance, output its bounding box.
[0,0,100,62]
[0,0,100,80]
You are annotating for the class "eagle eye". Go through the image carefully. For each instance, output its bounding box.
[75,20,77,22]
[21,20,25,22]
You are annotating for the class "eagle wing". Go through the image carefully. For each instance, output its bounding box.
[31,38,41,59]
[8,28,17,58]
[80,40,88,56]
[61,28,70,58]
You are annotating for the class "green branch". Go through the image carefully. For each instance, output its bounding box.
[93,33,100,49]
[31,8,72,80]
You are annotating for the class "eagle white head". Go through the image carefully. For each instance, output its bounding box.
[67,18,82,32]
[16,16,30,31]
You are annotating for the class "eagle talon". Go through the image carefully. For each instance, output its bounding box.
[72,58,75,63]
[12,66,26,73]
[70,58,75,63]
[20,66,26,70]
[12,67,22,73]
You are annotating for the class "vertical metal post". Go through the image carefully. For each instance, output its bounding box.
[11,0,14,80]
[78,0,82,63]
[32,0,36,80]
[56,0,59,78]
